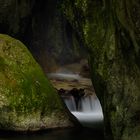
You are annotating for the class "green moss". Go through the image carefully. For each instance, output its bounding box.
[60,0,140,140]
[0,34,74,131]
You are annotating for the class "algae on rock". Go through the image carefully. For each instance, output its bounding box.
[0,34,74,131]
[60,0,140,140]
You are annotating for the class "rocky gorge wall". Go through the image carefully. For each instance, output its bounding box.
[60,0,140,140]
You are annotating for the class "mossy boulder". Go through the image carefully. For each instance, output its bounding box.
[0,34,75,131]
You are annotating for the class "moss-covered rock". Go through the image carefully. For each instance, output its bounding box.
[0,34,75,131]
[60,0,140,140]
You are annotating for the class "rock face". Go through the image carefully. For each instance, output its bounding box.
[0,0,34,37]
[60,0,140,140]
[0,34,75,131]
[0,0,85,73]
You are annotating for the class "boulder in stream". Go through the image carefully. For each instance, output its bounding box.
[0,34,76,132]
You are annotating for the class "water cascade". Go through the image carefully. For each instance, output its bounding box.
[62,95,103,128]
[48,73,104,128]
[63,96,76,111]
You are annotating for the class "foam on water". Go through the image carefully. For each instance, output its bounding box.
[48,73,80,80]
[64,95,104,128]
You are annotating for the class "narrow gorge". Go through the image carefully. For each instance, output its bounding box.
[0,0,140,140]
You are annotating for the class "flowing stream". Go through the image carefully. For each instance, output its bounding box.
[63,94,103,128]
[48,73,104,128]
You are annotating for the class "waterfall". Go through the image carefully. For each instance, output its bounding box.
[63,95,104,128]
[63,96,76,111]
[63,95,102,113]
[48,72,103,128]
[78,96,102,112]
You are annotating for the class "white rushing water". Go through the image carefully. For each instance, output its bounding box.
[48,72,104,128]
[64,96,77,111]
[64,95,104,128]
[48,73,81,80]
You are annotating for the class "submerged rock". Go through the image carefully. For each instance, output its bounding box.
[0,34,75,131]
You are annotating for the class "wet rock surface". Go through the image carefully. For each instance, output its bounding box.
[60,0,140,139]
[0,34,76,131]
